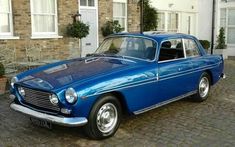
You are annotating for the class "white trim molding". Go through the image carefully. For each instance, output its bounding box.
[30,0,59,39]
[0,0,16,39]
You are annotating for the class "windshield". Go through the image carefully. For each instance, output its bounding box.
[95,36,157,61]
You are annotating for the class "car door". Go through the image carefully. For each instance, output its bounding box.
[183,38,206,90]
[157,38,194,102]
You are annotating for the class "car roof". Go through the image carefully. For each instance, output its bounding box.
[111,32,197,42]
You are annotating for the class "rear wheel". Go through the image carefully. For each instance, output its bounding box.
[84,95,122,140]
[192,72,211,102]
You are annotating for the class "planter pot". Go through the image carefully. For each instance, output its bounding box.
[0,77,7,95]
[214,49,228,60]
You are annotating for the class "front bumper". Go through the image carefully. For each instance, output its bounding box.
[10,103,88,127]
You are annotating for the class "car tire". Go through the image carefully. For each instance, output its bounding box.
[192,72,211,102]
[84,95,122,140]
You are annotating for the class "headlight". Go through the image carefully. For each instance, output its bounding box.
[18,87,25,97]
[49,94,59,105]
[11,77,18,87]
[65,88,78,104]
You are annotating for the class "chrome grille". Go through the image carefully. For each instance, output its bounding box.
[22,87,60,112]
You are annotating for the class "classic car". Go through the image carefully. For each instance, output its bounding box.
[10,33,225,139]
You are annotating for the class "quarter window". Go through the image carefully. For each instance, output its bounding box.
[0,0,13,36]
[159,39,185,61]
[31,0,58,37]
[184,39,200,57]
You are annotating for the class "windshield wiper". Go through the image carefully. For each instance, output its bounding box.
[86,53,106,57]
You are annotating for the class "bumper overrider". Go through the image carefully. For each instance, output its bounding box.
[10,103,88,127]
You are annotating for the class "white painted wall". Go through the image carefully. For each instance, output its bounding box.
[197,0,213,42]
[150,0,198,36]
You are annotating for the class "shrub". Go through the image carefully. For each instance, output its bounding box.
[199,40,210,49]
[66,21,89,39]
[101,20,124,37]
[0,63,5,77]
[215,27,226,49]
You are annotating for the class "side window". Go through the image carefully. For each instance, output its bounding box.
[159,39,184,61]
[184,39,200,57]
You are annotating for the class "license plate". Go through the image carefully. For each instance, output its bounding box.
[30,117,52,129]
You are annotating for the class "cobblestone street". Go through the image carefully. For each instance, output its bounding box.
[0,60,235,147]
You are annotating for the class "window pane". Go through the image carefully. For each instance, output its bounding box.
[159,39,184,61]
[168,13,178,32]
[0,14,10,33]
[113,2,126,17]
[220,8,226,27]
[113,17,125,28]
[228,9,235,25]
[33,15,55,32]
[33,0,55,13]
[0,0,10,12]
[157,13,165,31]
[227,27,235,44]
[88,0,94,6]
[80,0,86,6]
[184,39,200,57]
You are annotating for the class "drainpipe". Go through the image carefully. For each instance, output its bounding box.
[140,0,144,34]
[211,0,216,54]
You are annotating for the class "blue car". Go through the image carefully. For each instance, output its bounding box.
[10,33,225,139]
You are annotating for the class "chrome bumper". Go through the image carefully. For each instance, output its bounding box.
[10,103,88,127]
[220,73,226,79]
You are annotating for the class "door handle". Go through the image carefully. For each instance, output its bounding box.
[86,43,91,46]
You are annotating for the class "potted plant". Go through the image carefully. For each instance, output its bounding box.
[199,40,210,53]
[101,20,124,37]
[66,20,90,57]
[0,63,7,95]
[214,27,228,59]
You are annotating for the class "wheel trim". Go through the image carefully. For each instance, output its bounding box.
[96,103,118,134]
[199,77,209,98]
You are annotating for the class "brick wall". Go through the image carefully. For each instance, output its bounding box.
[0,0,79,62]
[98,0,140,43]
[0,0,140,65]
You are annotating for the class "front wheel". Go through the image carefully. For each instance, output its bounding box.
[192,72,211,102]
[84,95,122,140]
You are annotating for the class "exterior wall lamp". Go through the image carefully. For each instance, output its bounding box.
[72,11,82,23]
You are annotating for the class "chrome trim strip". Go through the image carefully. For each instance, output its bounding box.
[134,90,197,115]
[10,103,88,127]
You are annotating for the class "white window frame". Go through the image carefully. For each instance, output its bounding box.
[167,12,179,32]
[0,0,19,39]
[80,0,96,8]
[30,0,62,39]
[157,12,165,32]
[113,0,128,32]
[219,8,235,45]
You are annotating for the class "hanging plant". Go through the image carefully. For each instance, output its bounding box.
[66,21,90,39]
[101,20,124,37]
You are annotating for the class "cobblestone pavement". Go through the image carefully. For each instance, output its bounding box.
[0,60,235,147]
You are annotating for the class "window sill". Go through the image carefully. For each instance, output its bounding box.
[0,36,20,40]
[31,35,63,39]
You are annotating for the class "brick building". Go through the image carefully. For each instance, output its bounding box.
[0,0,140,74]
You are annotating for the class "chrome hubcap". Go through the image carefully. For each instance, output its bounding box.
[96,103,118,133]
[199,77,209,98]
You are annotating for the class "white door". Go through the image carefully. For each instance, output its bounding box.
[80,0,98,57]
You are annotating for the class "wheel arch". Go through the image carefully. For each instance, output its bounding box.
[95,91,130,115]
[205,70,213,85]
